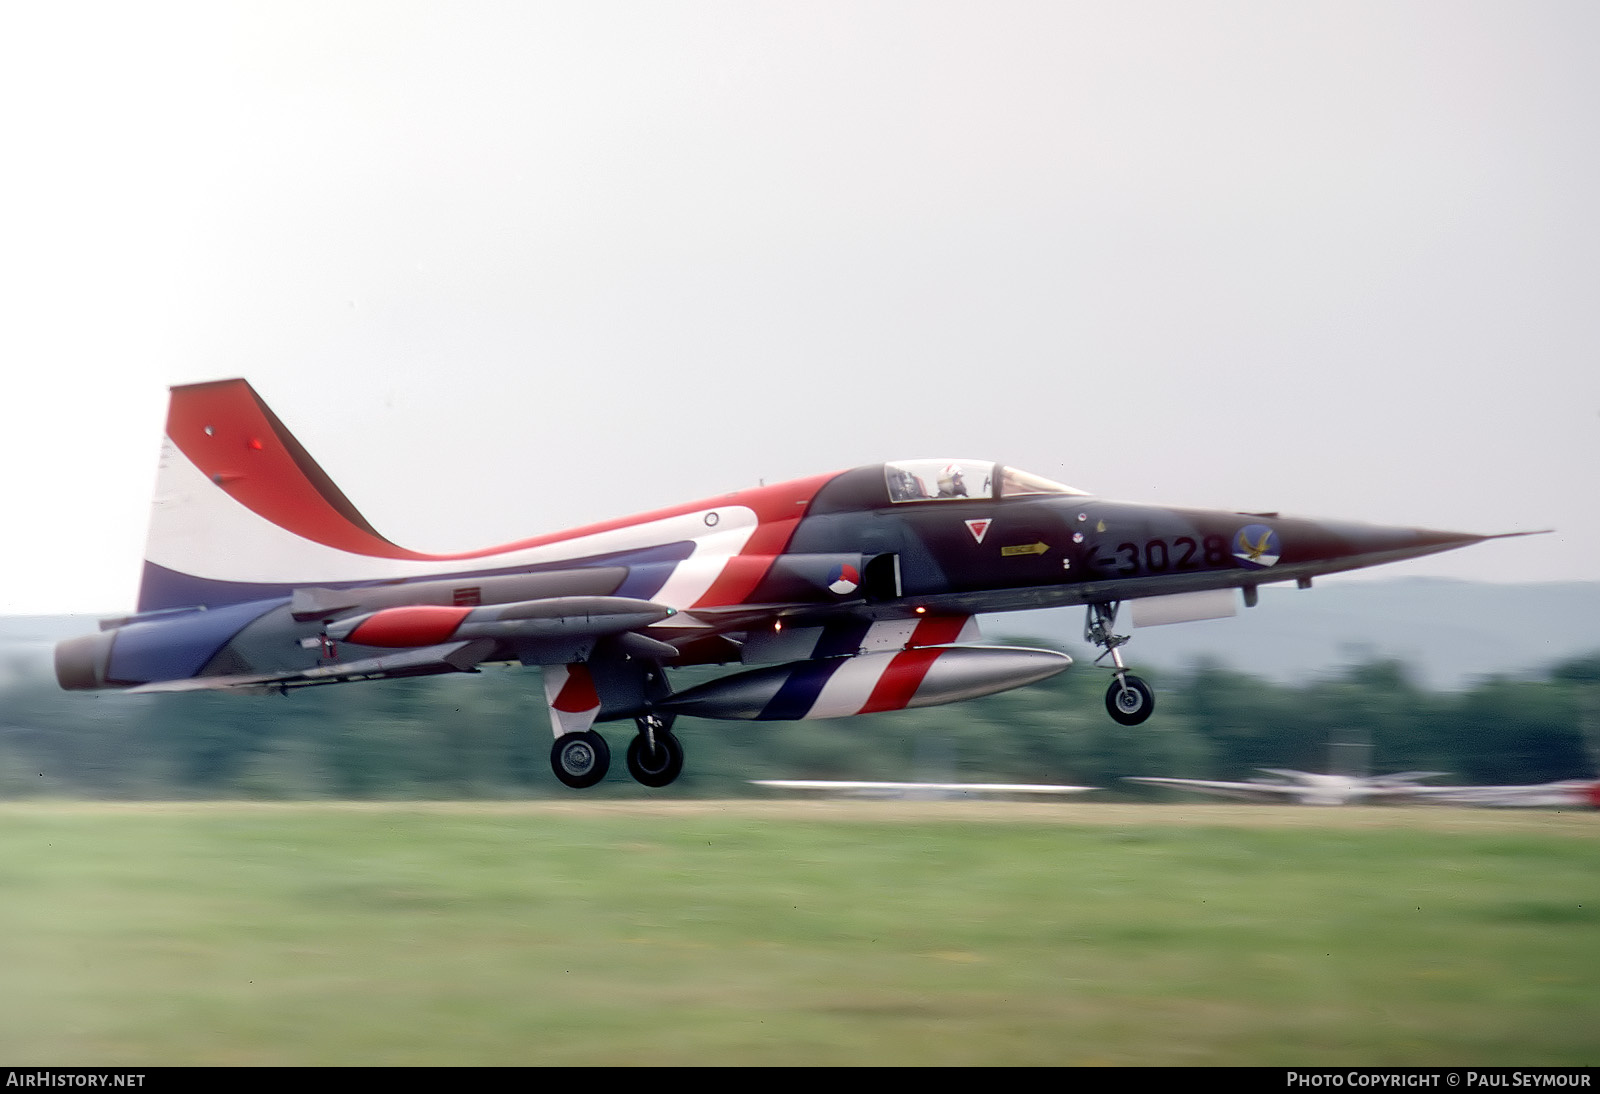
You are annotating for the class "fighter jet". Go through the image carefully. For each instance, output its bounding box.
[1125,770,1455,806]
[56,380,1535,789]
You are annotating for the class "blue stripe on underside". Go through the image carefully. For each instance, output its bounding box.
[758,656,847,721]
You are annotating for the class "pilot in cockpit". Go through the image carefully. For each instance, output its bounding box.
[937,464,968,498]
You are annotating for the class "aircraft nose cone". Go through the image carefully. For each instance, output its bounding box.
[1285,519,1526,576]
[1346,523,1484,555]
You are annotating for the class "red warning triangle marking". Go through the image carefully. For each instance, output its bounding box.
[965,519,991,544]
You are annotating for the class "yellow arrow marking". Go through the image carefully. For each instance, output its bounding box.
[1001,541,1050,557]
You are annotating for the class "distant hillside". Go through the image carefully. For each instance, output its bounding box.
[984,578,1600,690]
[5,580,1600,692]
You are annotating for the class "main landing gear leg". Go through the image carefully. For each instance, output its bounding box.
[1085,602,1155,726]
[626,713,684,788]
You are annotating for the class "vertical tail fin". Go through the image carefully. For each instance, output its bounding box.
[139,379,425,612]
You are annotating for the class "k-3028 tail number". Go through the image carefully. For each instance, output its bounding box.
[1092,535,1231,576]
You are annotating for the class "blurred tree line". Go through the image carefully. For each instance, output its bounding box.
[1,643,1596,799]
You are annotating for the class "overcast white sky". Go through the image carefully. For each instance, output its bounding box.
[3,2,1597,615]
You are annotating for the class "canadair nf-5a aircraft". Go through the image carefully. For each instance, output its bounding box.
[56,380,1533,789]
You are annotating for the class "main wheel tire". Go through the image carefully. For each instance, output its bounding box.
[1105,675,1155,726]
[551,730,610,789]
[626,730,684,788]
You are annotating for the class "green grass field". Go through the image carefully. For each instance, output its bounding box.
[0,801,1594,1066]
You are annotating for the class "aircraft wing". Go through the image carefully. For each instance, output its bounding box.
[128,639,496,694]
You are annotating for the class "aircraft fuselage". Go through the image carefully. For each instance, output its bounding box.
[53,381,1519,789]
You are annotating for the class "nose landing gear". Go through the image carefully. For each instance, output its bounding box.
[626,713,684,788]
[1085,602,1155,726]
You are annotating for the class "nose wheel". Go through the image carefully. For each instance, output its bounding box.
[1086,602,1155,726]
[626,714,684,788]
[1105,675,1154,725]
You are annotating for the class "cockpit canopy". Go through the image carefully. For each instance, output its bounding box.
[883,459,1088,503]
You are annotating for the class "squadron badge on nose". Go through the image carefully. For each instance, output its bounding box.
[1232,524,1281,569]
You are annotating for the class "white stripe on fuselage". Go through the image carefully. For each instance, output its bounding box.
[806,653,896,719]
[145,438,758,606]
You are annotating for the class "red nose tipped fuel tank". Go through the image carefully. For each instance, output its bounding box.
[328,596,675,648]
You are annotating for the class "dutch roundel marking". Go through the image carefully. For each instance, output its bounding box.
[1232,523,1282,569]
[965,519,991,544]
[827,562,861,595]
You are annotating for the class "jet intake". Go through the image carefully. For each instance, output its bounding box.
[328,596,675,648]
[656,644,1071,721]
